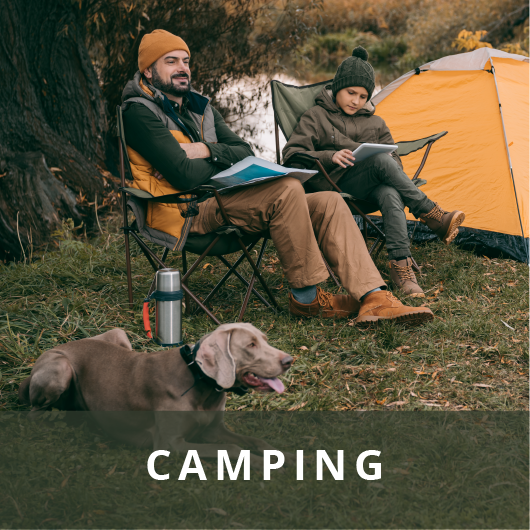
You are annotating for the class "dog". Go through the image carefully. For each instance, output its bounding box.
[19,323,294,468]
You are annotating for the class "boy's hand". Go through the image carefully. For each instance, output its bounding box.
[332,149,355,168]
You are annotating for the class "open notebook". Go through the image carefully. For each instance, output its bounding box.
[211,156,317,192]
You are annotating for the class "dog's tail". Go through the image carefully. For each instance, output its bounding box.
[18,376,32,405]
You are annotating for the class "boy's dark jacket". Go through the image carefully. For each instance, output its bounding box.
[282,85,402,191]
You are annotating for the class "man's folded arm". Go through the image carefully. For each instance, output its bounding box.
[123,103,218,191]
[203,108,254,169]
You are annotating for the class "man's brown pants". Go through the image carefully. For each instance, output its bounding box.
[190,177,383,301]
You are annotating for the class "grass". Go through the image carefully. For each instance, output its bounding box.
[0,213,528,412]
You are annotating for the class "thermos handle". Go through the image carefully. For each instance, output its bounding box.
[143,287,183,342]
[143,299,153,339]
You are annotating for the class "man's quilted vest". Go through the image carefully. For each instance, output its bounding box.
[121,74,217,250]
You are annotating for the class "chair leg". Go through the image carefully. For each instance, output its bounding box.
[182,250,191,316]
[182,236,222,282]
[129,231,221,325]
[197,241,271,311]
[363,217,368,243]
[130,231,163,272]
[124,232,134,309]
[238,238,272,322]
[235,236,280,310]
[181,283,221,325]
[321,252,341,289]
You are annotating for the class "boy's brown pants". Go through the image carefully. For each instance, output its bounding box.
[190,177,383,301]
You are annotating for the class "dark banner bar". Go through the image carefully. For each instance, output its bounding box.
[0,412,527,529]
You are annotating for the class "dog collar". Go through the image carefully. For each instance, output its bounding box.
[180,342,250,396]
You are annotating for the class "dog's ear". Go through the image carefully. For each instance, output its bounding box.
[90,329,132,350]
[195,328,236,389]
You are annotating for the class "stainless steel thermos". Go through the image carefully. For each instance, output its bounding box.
[143,268,183,347]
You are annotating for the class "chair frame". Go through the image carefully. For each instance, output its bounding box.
[271,79,448,275]
[117,107,279,325]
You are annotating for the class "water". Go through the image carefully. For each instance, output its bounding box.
[218,75,382,162]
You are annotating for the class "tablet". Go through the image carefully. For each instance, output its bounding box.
[351,143,398,163]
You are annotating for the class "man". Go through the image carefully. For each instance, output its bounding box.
[121,29,434,326]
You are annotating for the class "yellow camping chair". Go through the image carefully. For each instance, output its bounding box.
[271,79,447,267]
[116,106,279,325]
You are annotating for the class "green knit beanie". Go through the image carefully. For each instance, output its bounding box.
[332,46,375,100]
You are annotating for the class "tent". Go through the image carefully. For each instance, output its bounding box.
[371,48,529,262]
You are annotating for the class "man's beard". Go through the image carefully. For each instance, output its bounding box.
[150,65,190,97]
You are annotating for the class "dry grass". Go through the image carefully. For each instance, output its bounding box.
[0,214,528,411]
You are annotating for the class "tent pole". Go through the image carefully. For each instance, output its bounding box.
[490,60,528,263]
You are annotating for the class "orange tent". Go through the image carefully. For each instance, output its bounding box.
[372,48,529,262]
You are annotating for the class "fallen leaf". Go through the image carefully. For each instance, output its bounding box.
[61,476,70,488]
[202,263,213,269]
[473,383,494,388]
[385,400,408,407]
[288,401,307,411]
[500,320,515,331]
[392,467,410,475]
[106,464,117,477]
[299,346,308,351]
[50,167,62,172]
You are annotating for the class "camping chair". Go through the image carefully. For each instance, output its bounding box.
[116,106,279,325]
[271,79,447,272]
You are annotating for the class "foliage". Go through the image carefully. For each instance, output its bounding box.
[403,0,528,65]
[500,26,529,55]
[287,0,528,82]
[83,0,322,125]
[1,214,527,412]
[451,30,492,51]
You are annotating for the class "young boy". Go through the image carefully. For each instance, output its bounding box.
[282,46,465,297]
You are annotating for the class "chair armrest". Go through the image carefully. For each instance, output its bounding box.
[397,131,447,157]
[285,153,343,194]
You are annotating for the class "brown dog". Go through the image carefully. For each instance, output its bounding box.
[19,324,294,467]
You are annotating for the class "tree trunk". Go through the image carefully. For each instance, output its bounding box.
[0,0,111,261]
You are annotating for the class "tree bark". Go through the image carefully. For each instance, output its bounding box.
[0,0,110,261]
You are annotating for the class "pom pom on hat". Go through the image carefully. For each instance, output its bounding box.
[352,46,369,61]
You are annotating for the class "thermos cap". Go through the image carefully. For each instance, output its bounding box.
[156,268,181,292]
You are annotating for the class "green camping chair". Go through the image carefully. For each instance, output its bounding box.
[271,79,448,268]
[116,106,279,325]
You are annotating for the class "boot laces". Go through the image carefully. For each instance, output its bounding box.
[317,288,334,309]
[393,262,417,282]
[422,203,445,222]
[386,292,401,304]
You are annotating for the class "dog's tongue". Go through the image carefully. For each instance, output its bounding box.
[257,377,285,393]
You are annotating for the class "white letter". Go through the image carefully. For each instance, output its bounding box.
[316,450,343,480]
[217,450,250,480]
[178,450,207,480]
[296,450,304,481]
[263,450,284,480]
[357,450,381,480]
[147,450,170,481]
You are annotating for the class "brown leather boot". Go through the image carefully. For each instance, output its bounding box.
[355,290,433,327]
[420,203,465,245]
[389,258,425,298]
[289,286,360,319]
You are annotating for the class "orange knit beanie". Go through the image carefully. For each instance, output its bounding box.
[138,29,190,72]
